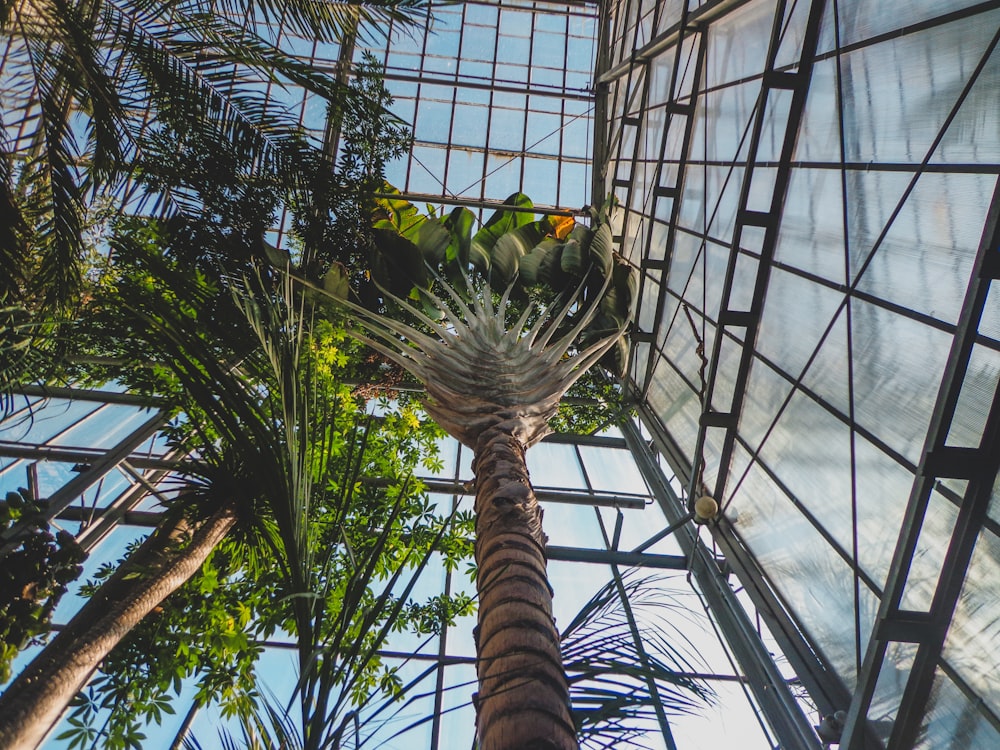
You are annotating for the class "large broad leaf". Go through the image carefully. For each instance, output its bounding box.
[559,237,585,280]
[371,228,428,297]
[548,214,575,240]
[490,221,548,287]
[375,190,425,236]
[605,334,630,376]
[539,239,570,288]
[443,206,474,265]
[469,193,534,273]
[598,263,638,325]
[588,223,614,279]
[321,262,349,300]
[407,217,453,266]
[519,238,563,286]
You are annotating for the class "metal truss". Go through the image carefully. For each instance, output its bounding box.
[621,413,823,750]
[602,0,1000,745]
[688,0,828,506]
[0,409,167,556]
[840,157,1000,750]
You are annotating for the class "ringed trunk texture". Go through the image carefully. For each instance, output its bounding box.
[472,424,577,750]
[0,502,237,750]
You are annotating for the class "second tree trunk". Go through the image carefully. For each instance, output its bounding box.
[0,503,237,749]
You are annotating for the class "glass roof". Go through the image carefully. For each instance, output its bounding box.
[601,0,1000,748]
[3,1,998,749]
[1,391,782,749]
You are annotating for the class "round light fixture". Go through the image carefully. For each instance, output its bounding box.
[693,495,719,524]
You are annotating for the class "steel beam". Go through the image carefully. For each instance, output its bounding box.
[636,22,706,393]
[840,142,1000,750]
[621,415,822,750]
[0,441,180,472]
[545,544,686,569]
[414,477,649,510]
[13,384,163,407]
[598,0,754,85]
[0,410,167,555]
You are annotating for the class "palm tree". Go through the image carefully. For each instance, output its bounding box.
[309,192,638,750]
[0,0,427,312]
[0,253,468,748]
[0,496,239,748]
[0,31,421,742]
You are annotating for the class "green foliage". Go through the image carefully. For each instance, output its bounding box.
[551,371,635,437]
[469,193,535,273]
[563,572,714,748]
[59,249,475,747]
[62,543,265,748]
[363,191,638,378]
[0,0,429,313]
[0,488,86,683]
[1,15,490,747]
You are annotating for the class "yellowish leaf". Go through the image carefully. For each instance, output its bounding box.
[550,214,575,240]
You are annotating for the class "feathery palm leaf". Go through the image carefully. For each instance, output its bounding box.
[562,572,713,748]
[1,0,430,309]
[78,248,470,748]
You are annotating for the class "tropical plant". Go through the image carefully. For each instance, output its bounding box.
[304,570,713,750]
[60,406,472,750]
[0,0,427,313]
[0,53,421,743]
[305,191,639,750]
[0,247,472,748]
[562,573,711,749]
[0,478,239,749]
[0,487,86,684]
[0,0,419,430]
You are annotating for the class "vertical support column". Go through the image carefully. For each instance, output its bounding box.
[841,181,1000,750]
[591,0,614,205]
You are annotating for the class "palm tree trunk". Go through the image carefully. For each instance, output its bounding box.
[472,423,577,750]
[0,502,237,750]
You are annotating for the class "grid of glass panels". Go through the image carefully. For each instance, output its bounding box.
[600,0,1000,747]
[1,393,784,749]
[360,0,598,210]
[0,1,810,748]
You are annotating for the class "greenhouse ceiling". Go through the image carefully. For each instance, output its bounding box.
[1,0,999,749]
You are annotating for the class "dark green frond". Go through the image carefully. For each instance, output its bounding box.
[563,572,714,747]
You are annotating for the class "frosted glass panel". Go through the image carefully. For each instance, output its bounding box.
[837,11,1000,164]
[853,172,993,325]
[851,299,951,464]
[757,268,845,380]
[944,526,1000,719]
[705,0,776,87]
[729,451,878,690]
[758,391,855,560]
[774,167,847,284]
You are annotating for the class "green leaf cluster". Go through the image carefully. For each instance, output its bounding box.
[360,191,638,377]
[0,0,429,315]
[0,488,86,683]
[56,242,475,746]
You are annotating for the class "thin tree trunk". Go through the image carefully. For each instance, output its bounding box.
[472,423,577,750]
[0,502,237,750]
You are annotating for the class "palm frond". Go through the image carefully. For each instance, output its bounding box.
[2,0,389,311]
[562,571,714,749]
[0,144,28,302]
